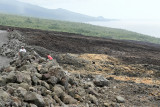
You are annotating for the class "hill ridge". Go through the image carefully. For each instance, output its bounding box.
[0,0,109,22]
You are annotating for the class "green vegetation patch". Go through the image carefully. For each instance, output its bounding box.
[0,13,160,44]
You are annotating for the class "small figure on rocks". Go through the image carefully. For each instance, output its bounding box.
[7,28,11,32]
[7,28,14,32]
[19,46,26,53]
[19,46,26,59]
[47,54,53,60]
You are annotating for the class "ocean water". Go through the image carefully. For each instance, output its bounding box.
[87,20,160,38]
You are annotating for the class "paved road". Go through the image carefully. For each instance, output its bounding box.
[0,30,8,46]
[0,30,11,69]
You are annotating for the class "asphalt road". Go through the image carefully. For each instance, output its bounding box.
[0,30,11,69]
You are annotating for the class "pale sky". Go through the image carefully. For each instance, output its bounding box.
[17,0,160,20]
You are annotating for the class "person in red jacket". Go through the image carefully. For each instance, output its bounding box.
[47,54,53,60]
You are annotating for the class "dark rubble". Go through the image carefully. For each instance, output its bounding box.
[0,28,159,107]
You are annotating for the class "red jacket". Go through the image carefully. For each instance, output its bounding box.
[47,55,53,60]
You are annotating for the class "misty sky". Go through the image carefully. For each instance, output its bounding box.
[17,0,160,20]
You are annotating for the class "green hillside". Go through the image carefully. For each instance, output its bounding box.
[0,0,108,22]
[0,13,160,44]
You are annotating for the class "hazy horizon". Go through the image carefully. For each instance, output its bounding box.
[1,0,160,38]
[88,20,160,38]
[17,0,160,20]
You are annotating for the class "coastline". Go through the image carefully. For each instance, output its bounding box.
[87,20,160,38]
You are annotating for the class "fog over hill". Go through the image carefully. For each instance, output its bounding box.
[0,0,110,22]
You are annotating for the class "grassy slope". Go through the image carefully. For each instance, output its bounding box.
[0,13,160,44]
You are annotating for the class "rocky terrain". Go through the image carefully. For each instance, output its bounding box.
[0,26,160,107]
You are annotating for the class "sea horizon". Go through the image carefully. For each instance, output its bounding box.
[87,20,160,38]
